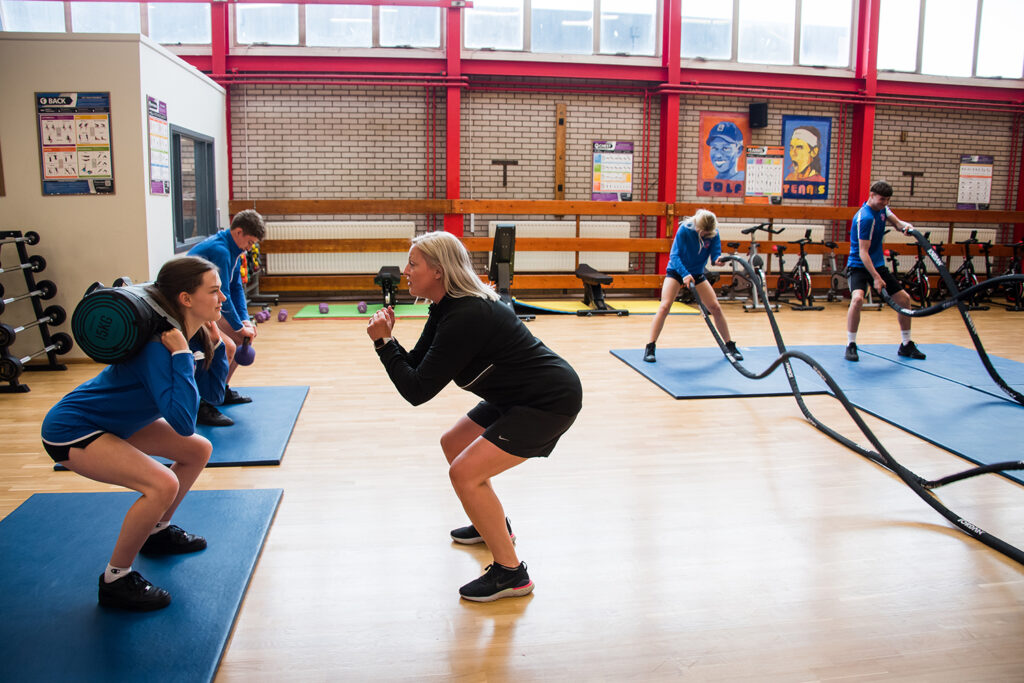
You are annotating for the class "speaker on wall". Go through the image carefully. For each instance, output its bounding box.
[749,102,768,129]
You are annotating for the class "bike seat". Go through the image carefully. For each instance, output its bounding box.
[824,241,837,249]
[727,241,740,249]
[575,263,613,286]
[774,244,787,253]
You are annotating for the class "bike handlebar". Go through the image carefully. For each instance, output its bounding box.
[741,222,785,236]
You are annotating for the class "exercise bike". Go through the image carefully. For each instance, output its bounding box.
[771,229,823,311]
[888,230,932,307]
[931,230,988,310]
[992,240,1024,311]
[733,223,781,312]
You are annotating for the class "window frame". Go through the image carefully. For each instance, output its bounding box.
[170,124,217,253]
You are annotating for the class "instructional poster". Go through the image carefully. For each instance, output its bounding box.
[956,155,993,210]
[36,91,114,195]
[744,145,784,202]
[148,96,169,195]
[592,141,633,201]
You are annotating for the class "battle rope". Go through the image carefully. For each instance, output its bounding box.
[685,254,1024,566]
[878,228,1024,406]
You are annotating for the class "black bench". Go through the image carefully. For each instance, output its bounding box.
[575,263,628,316]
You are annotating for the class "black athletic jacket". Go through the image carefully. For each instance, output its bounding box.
[375,295,582,414]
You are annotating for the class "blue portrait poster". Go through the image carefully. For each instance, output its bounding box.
[782,115,830,200]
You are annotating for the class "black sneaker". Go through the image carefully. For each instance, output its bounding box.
[845,342,859,362]
[197,400,234,427]
[451,517,515,545]
[140,525,207,556]
[222,386,253,405]
[724,340,744,361]
[643,342,656,363]
[459,562,534,602]
[98,571,171,611]
[898,341,926,360]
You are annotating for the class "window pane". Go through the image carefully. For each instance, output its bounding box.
[738,0,795,65]
[600,0,656,56]
[307,4,372,47]
[71,2,140,34]
[148,3,210,45]
[976,0,1023,78]
[921,0,976,77]
[1,0,65,32]
[799,0,851,67]
[465,0,522,50]
[236,3,298,45]
[681,0,732,60]
[532,0,592,54]
[877,0,919,71]
[379,6,439,48]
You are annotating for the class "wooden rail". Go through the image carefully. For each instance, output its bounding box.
[241,198,1023,294]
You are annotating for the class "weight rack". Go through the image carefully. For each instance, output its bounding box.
[0,230,69,393]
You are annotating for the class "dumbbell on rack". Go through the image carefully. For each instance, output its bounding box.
[0,255,46,277]
[0,305,66,347]
[0,231,40,248]
[0,280,57,316]
[0,332,73,382]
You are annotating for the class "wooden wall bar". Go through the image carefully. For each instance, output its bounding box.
[231,197,1024,226]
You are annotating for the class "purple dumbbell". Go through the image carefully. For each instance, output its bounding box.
[319,302,329,315]
[278,309,288,322]
[357,301,368,314]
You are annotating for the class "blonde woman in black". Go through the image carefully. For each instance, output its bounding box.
[368,231,582,602]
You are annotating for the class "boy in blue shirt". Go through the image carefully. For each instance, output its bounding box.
[845,180,925,362]
[188,209,265,425]
[644,209,742,363]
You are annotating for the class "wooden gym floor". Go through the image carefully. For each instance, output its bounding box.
[2,301,1023,681]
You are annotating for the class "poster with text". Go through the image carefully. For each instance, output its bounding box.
[36,92,114,195]
[148,96,169,195]
[956,155,993,210]
[781,115,830,200]
[698,112,749,197]
[592,141,633,201]
[744,146,784,202]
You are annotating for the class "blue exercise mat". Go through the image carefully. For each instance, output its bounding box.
[843,380,1024,486]
[859,343,1024,402]
[194,385,308,466]
[610,346,829,399]
[0,488,282,683]
[54,385,308,471]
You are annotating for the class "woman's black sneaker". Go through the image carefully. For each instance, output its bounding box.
[450,517,515,545]
[459,562,534,602]
[725,340,744,361]
[98,571,171,611]
[140,525,207,556]
[222,386,253,405]
[643,342,657,363]
[197,400,233,427]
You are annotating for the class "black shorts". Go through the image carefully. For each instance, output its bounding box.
[42,432,105,463]
[467,402,578,459]
[666,268,706,285]
[848,265,902,295]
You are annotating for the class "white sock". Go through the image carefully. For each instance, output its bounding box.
[847,332,857,345]
[901,330,912,344]
[104,564,132,583]
[150,521,170,536]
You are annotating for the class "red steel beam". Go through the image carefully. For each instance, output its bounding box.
[443,4,463,236]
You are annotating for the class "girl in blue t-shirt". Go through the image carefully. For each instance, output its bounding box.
[41,255,229,611]
[644,209,743,362]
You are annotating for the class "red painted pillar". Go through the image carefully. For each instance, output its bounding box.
[655,0,682,273]
[848,0,880,215]
[213,3,231,201]
[443,5,464,236]
[1016,115,1024,241]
